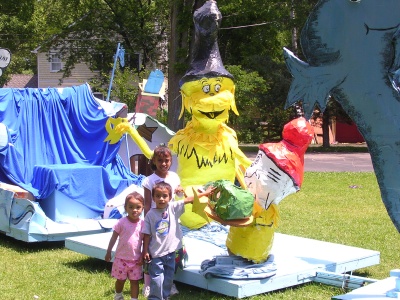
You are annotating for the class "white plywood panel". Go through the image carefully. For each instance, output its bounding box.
[333,277,399,300]
[65,232,380,298]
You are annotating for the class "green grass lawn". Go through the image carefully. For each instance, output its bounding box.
[1,172,399,300]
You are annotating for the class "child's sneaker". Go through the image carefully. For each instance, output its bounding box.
[142,285,150,297]
[170,283,179,296]
[114,293,124,300]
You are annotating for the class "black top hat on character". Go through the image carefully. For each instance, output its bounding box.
[179,0,233,86]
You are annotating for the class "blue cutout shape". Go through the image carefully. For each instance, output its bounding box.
[144,69,164,94]
[284,0,400,232]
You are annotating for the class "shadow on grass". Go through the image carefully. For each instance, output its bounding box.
[351,270,374,278]
[64,259,137,299]
[63,256,111,274]
[170,282,224,300]
[63,258,115,299]
[0,233,65,253]
[174,280,344,299]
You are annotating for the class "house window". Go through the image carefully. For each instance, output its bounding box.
[50,53,62,72]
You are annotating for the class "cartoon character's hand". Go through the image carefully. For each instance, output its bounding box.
[104,117,154,159]
[104,117,131,144]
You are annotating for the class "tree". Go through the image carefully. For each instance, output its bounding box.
[89,63,142,111]
[167,0,197,131]
[0,0,38,84]
[32,0,193,130]
[33,0,170,79]
[4,0,337,143]
[214,1,319,142]
[225,65,268,143]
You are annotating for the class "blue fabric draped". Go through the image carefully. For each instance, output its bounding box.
[0,83,143,214]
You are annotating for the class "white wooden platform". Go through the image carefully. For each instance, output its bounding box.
[65,232,380,298]
[333,277,398,299]
[333,271,400,300]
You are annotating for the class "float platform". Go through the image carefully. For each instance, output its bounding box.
[333,269,400,300]
[65,232,380,298]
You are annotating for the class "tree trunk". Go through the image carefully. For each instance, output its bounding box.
[322,111,330,148]
[168,0,205,132]
[167,0,185,131]
[168,0,200,132]
[291,0,298,56]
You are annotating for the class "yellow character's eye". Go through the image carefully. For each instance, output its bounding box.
[214,84,221,93]
[202,85,210,93]
[203,84,210,94]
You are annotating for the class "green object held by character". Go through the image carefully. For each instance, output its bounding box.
[205,180,254,221]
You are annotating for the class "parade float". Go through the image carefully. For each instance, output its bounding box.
[3,0,400,298]
[0,83,146,242]
[67,1,382,297]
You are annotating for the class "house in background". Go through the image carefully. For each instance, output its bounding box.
[4,74,38,88]
[29,47,143,100]
[334,121,364,143]
[31,49,100,90]
[310,118,365,144]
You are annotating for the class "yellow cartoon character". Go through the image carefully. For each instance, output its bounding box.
[104,0,251,229]
[170,75,250,188]
[170,0,251,191]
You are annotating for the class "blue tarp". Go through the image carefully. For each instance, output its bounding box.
[0,83,143,214]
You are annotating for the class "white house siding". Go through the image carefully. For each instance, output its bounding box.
[37,52,99,88]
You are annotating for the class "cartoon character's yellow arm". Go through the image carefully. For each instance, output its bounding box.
[234,147,252,189]
[235,148,252,168]
[104,117,154,159]
[235,164,247,189]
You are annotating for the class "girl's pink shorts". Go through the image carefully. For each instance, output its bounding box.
[111,258,143,280]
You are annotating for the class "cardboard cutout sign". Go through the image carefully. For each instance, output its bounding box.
[284,0,400,232]
[0,48,11,77]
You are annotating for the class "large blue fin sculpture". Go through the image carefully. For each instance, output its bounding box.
[284,0,400,232]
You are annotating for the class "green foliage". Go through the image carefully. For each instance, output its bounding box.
[218,0,292,62]
[214,0,318,142]
[0,0,38,85]
[226,64,294,143]
[225,65,267,143]
[32,0,170,80]
[1,0,341,141]
[156,108,168,126]
[111,67,141,112]
[89,64,142,111]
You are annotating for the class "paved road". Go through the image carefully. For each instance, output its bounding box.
[245,152,374,172]
[303,153,373,172]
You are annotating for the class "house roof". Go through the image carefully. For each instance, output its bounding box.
[4,74,38,88]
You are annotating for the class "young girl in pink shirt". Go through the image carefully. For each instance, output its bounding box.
[105,192,144,300]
